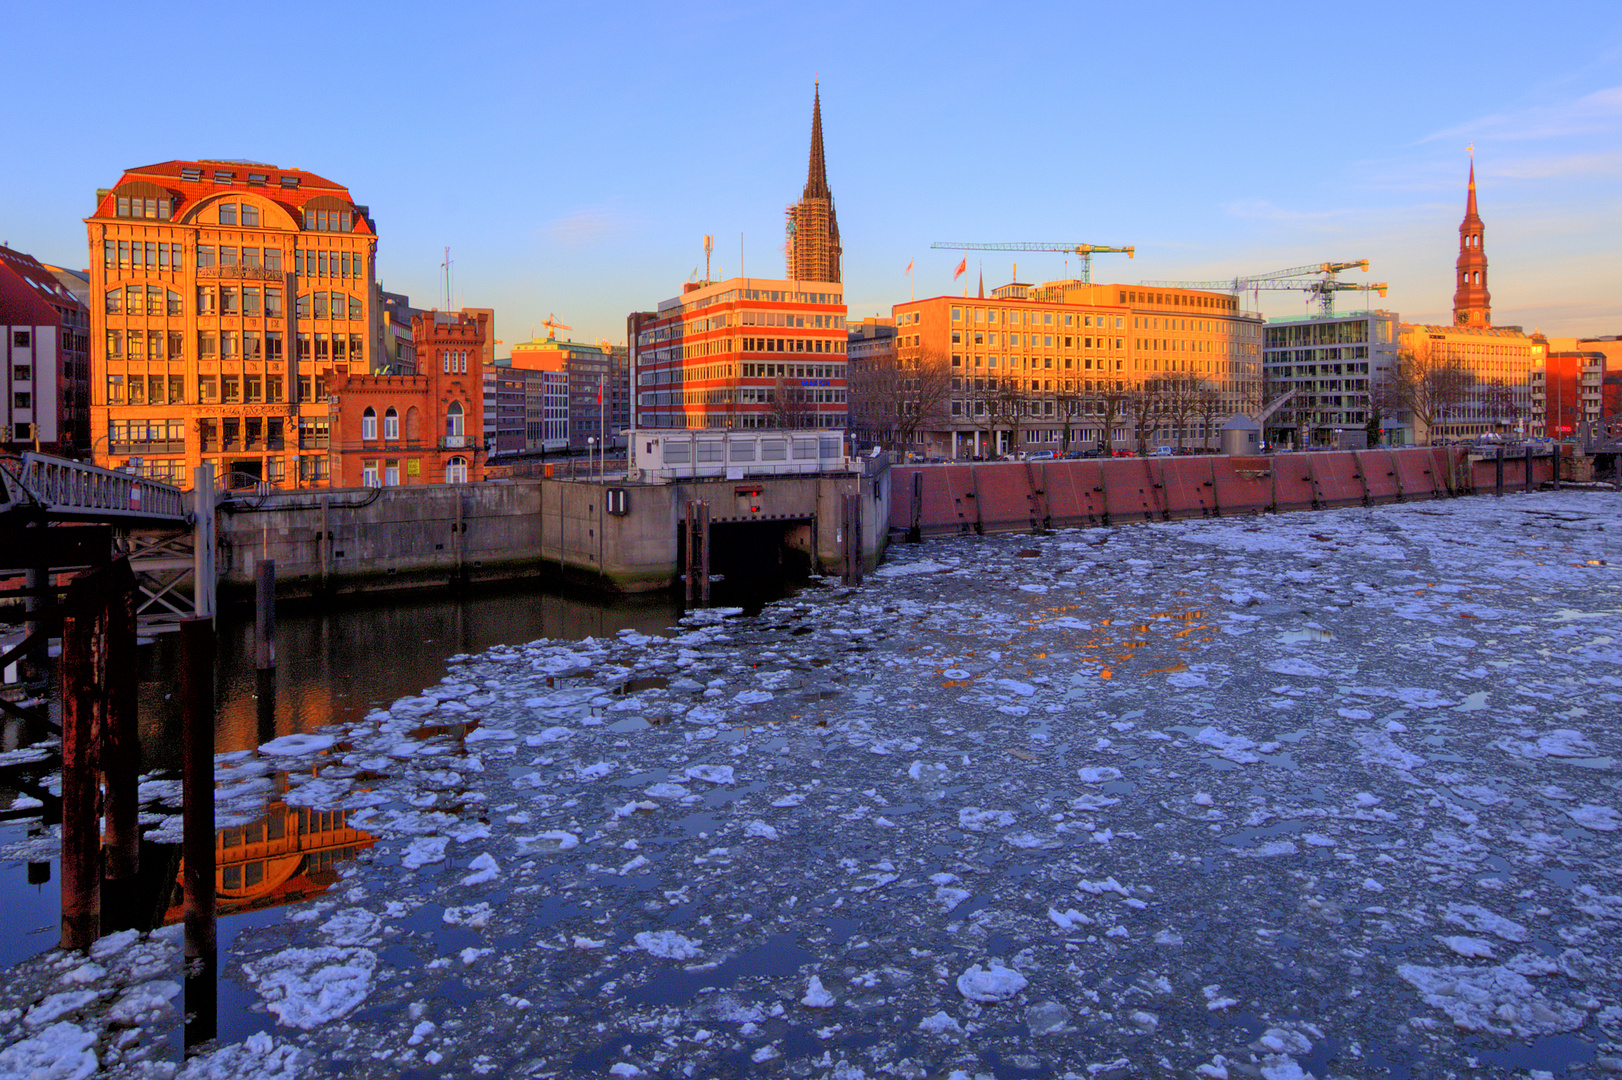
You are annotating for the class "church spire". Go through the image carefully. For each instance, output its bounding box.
[1453,154,1490,327]
[804,82,831,201]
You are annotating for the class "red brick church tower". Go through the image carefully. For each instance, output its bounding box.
[1452,157,1491,327]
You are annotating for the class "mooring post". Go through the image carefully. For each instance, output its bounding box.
[851,492,864,586]
[21,565,49,685]
[192,464,216,620]
[58,584,101,952]
[1494,446,1504,497]
[684,500,710,608]
[1526,443,1536,493]
[180,615,217,1049]
[318,496,330,593]
[102,563,141,926]
[909,470,923,544]
[1550,444,1561,491]
[254,559,276,671]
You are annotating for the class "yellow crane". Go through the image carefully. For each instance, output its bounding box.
[930,241,1135,283]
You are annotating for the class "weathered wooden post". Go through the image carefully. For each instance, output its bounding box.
[1550,444,1561,491]
[179,615,217,1049]
[192,464,216,620]
[841,492,864,586]
[684,500,710,608]
[254,559,276,671]
[101,562,140,928]
[58,582,101,952]
[1526,443,1536,493]
[1494,446,1504,497]
[909,470,923,544]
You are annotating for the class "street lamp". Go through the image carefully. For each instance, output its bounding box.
[586,436,597,484]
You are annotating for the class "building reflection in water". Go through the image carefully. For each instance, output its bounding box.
[162,788,374,924]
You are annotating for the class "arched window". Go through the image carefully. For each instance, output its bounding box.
[446,400,464,440]
[446,456,468,484]
[406,406,421,441]
[384,407,399,440]
[442,351,450,374]
[361,406,377,441]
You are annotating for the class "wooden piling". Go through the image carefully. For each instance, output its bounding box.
[1525,444,1535,493]
[254,559,276,671]
[1495,446,1504,497]
[684,500,710,608]
[58,591,100,952]
[179,614,217,1047]
[102,566,140,904]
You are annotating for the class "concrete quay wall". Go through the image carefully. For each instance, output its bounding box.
[214,471,890,599]
[889,447,1559,536]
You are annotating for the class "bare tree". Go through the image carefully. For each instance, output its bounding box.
[1194,383,1227,451]
[1124,379,1166,457]
[769,377,817,430]
[1481,378,1522,434]
[1384,346,1472,444]
[847,349,954,453]
[1091,378,1133,455]
[1161,377,1201,450]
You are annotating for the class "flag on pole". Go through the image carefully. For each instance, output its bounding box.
[597,374,604,405]
[905,259,914,275]
[953,257,967,279]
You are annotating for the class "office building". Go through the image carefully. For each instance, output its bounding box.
[1263,311,1403,448]
[86,159,378,487]
[510,334,628,450]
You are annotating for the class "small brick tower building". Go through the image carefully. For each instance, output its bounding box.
[1453,158,1491,328]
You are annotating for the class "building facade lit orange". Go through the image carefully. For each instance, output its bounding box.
[85,159,378,487]
[892,280,1263,457]
[327,310,487,486]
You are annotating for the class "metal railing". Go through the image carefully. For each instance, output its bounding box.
[3,453,188,521]
[196,264,284,282]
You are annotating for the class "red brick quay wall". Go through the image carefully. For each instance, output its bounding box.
[888,448,1557,537]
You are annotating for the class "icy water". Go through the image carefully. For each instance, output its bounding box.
[4,491,1622,1079]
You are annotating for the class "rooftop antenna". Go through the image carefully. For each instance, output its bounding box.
[704,234,713,283]
[441,247,453,310]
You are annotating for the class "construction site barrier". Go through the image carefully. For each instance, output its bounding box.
[888,447,1560,537]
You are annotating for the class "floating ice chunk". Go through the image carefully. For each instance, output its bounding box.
[801,975,836,1008]
[996,678,1036,697]
[1203,984,1240,1011]
[242,947,378,1030]
[618,855,650,875]
[459,853,500,886]
[1025,1000,1071,1034]
[1195,1056,1231,1079]
[917,1011,964,1036]
[772,793,806,807]
[1567,804,1620,831]
[1265,658,1328,678]
[685,764,735,785]
[465,727,517,743]
[608,1064,643,1077]
[0,1021,98,1080]
[1439,935,1496,959]
[517,831,578,854]
[1194,727,1260,765]
[874,559,956,577]
[525,727,573,746]
[24,991,102,1028]
[402,836,449,869]
[1443,903,1529,942]
[935,887,971,913]
[645,782,690,800]
[633,930,701,960]
[956,962,1028,1003]
[459,947,493,965]
[734,689,774,706]
[176,1031,300,1080]
[1076,877,1130,897]
[1398,962,1587,1037]
[942,669,971,680]
[613,800,657,818]
[89,929,140,961]
[744,820,779,840]
[319,908,383,947]
[443,903,493,929]
[1351,727,1425,771]
[573,936,606,950]
[957,807,1015,832]
[258,733,337,757]
[1048,907,1093,930]
[1077,766,1122,784]
[1018,584,1049,594]
[577,761,616,781]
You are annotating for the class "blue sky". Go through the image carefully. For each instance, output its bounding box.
[4,1,1618,344]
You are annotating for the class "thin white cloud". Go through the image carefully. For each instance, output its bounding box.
[1221,199,1357,224]
[1421,86,1622,144]
[1491,150,1622,179]
[542,206,633,246]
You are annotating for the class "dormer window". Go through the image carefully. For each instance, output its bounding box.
[248,173,268,186]
[304,208,352,232]
[213,170,235,184]
[279,175,300,189]
[180,167,202,182]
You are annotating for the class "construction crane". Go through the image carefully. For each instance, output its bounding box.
[930,242,1135,284]
[1141,260,1387,316]
[541,313,572,340]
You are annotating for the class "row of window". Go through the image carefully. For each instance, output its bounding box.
[738,337,845,355]
[114,195,172,220]
[104,241,186,269]
[102,242,361,280]
[948,308,1127,328]
[103,328,363,362]
[362,457,468,485]
[360,403,465,441]
[106,287,184,317]
[951,332,1124,348]
[106,284,359,321]
[107,371,348,406]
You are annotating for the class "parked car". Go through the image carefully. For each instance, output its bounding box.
[1062,449,1086,459]
[1151,446,1174,457]
[1026,450,1059,461]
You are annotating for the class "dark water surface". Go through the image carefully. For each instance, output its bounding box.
[0,577,799,970]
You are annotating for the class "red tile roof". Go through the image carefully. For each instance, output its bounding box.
[88,159,373,236]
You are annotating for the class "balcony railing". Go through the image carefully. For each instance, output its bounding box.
[197,264,284,282]
[109,439,185,454]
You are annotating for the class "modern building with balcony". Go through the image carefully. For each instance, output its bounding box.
[1263,310,1402,448]
[85,159,380,487]
[1,243,91,454]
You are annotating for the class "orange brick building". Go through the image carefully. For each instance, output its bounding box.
[327,310,486,486]
[85,159,379,487]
